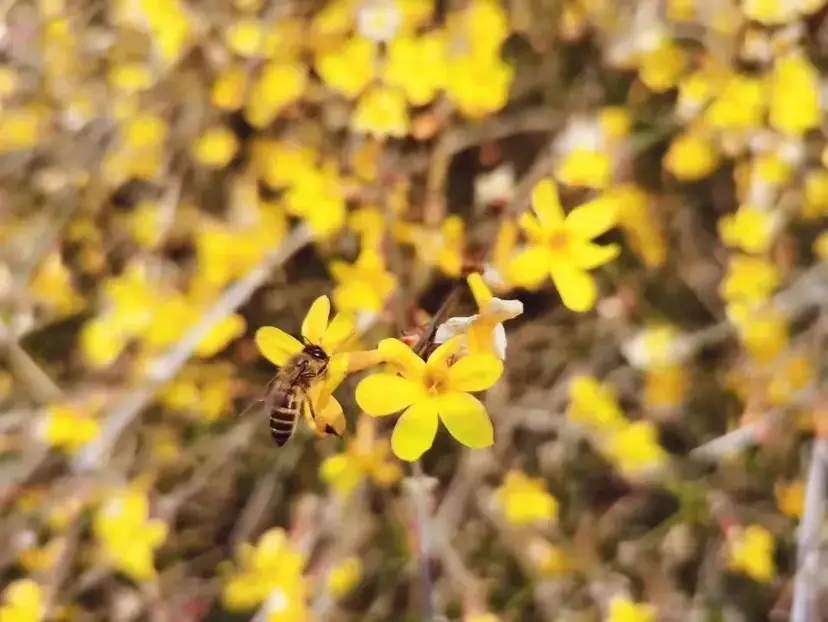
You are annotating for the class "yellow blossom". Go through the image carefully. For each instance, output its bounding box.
[731,305,788,365]
[93,486,168,582]
[320,429,401,497]
[211,65,248,111]
[18,536,65,573]
[223,528,307,611]
[29,252,84,316]
[611,185,666,269]
[316,37,377,98]
[225,18,267,58]
[727,524,776,582]
[435,272,524,360]
[768,355,813,406]
[742,0,817,27]
[815,231,828,260]
[604,421,668,477]
[352,85,410,139]
[448,0,510,58]
[721,254,780,304]
[395,215,466,277]
[483,220,520,290]
[606,597,656,622]
[643,364,689,410]
[245,61,307,128]
[769,52,821,137]
[356,337,503,460]
[527,539,573,578]
[802,168,828,219]
[639,39,687,92]
[384,31,447,105]
[38,402,101,453]
[508,179,620,311]
[0,580,44,622]
[558,147,612,189]
[705,74,766,131]
[775,480,805,520]
[284,163,347,238]
[719,207,778,254]
[330,248,396,315]
[192,126,239,169]
[495,470,559,526]
[326,557,362,599]
[254,140,317,189]
[445,54,513,118]
[158,363,238,422]
[568,376,627,432]
[108,61,154,93]
[0,106,47,153]
[664,130,719,181]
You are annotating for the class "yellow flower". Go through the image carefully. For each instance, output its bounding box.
[93,486,168,582]
[769,51,820,137]
[557,147,612,190]
[18,536,65,574]
[0,106,47,153]
[606,597,655,622]
[395,215,466,277]
[435,272,523,360]
[245,61,307,128]
[705,74,766,131]
[727,524,776,582]
[775,479,805,520]
[495,470,559,526]
[768,355,813,407]
[108,61,154,93]
[316,37,377,98]
[284,163,347,238]
[384,31,447,105]
[643,364,688,410]
[720,254,780,304]
[567,376,627,432]
[731,306,788,365]
[815,231,828,260]
[639,39,687,93]
[356,337,503,460]
[351,84,410,139]
[718,207,778,254]
[222,528,307,611]
[610,185,666,269]
[326,557,362,599]
[483,220,519,290]
[159,363,238,422]
[445,53,513,118]
[254,140,317,189]
[0,580,44,622]
[448,0,510,58]
[743,0,805,26]
[508,179,619,311]
[802,168,828,219]
[29,252,84,316]
[224,18,266,58]
[527,539,573,578]
[622,325,692,369]
[191,126,239,168]
[604,421,668,477]
[320,429,401,497]
[38,402,101,453]
[330,248,396,315]
[211,65,248,111]
[663,130,719,181]
[347,204,386,248]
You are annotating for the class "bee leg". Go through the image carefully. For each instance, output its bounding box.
[306,398,341,438]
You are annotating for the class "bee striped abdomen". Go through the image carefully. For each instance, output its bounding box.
[269,387,301,446]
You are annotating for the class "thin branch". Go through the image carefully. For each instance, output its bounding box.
[70,225,312,473]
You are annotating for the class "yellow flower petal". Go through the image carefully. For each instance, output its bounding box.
[426,335,464,372]
[549,263,597,312]
[391,399,439,461]
[507,246,550,289]
[377,338,425,380]
[356,373,425,416]
[322,312,355,353]
[565,196,617,239]
[435,391,493,449]
[531,179,565,227]
[447,354,503,392]
[467,272,493,308]
[255,326,303,367]
[518,212,546,242]
[302,295,331,345]
[308,395,346,436]
[570,241,620,269]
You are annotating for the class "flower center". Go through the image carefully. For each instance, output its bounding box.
[547,230,571,254]
[423,369,446,394]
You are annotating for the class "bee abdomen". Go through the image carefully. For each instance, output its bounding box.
[269,387,300,446]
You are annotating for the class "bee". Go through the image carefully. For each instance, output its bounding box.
[263,339,338,446]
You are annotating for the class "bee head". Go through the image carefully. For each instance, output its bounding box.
[302,343,328,362]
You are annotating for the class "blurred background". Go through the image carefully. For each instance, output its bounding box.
[2,0,828,620]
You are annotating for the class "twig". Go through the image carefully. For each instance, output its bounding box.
[791,438,828,622]
[70,225,312,473]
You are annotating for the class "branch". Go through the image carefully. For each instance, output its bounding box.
[70,225,312,473]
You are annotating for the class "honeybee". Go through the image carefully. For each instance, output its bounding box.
[264,339,338,446]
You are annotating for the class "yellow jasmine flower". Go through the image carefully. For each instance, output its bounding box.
[347,204,386,248]
[664,130,719,181]
[245,61,307,128]
[38,402,101,453]
[719,206,779,254]
[384,31,447,105]
[356,337,503,461]
[224,18,267,58]
[435,272,524,359]
[527,539,573,578]
[29,252,84,316]
[643,364,689,410]
[508,179,619,311]
[609,185,666,269]
[742,0,815,26]
[93,486,168,582]
[639,39,687,93]
[254,140,317,190]
[351,84,410,139]
[495,470,559,526]
[316,37,377,99]
[18,536,65,573]
[802,168,828,219]
[284,163,347,238]
[320,429,401,497]
[720,254,780,304]
[330,248,397,315]
[326,557,363,599]
[557,147,612,190]
[0,106,47,153]
[394,215,466,277]
[223,528,307,611]
[0,580,44,622]
[606,597,655,622]
[775,479,805,520]
[356,0,402,41]
[211,64,248,111]
[567,376,627,432]
[603,421,668,477]
[730,305,788,365]
[445,53,513,118]
[482,220,519,291]
[158,363,238,422]
[704,73,766,131]
[769,51,821,137]
[191,126,238,169]
[622,325,692,370]
[108,61,154,93]
[727,524,776,582]
[767,355,813,407]
[448,0,510,58]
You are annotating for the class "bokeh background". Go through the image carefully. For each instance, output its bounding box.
[2,0,828,620]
